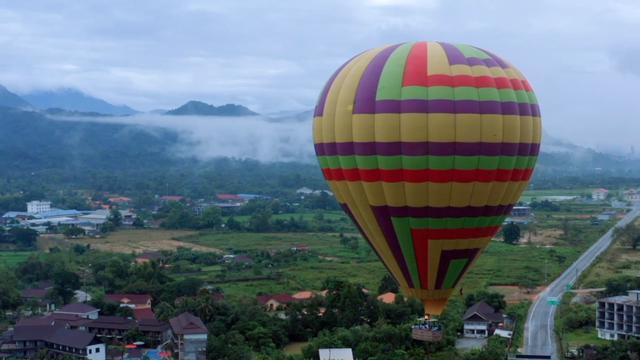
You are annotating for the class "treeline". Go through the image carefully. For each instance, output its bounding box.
[158,198,346,233]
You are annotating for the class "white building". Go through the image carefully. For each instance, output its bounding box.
[319,349,354,360]
[597,290,640,340]
[592,188,609,201]
[27,200,51,214]
[624,189,640,203]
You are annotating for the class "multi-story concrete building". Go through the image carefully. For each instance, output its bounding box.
[169,313,208,360]
[597,290,640,340]
[26,201,51,214]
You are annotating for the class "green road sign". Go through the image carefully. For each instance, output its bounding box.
[547,296,560,306]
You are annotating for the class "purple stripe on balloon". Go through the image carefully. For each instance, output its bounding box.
[435,248,481,289]
[371,206,415,288]
[360,99,539,115]
[379,204,515,219]
[353,44,403,114]
[314,142,541,157]
[437,42,467,66]
[478,47,511,69]
[340,203,397,278]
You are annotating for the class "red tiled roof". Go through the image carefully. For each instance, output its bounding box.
[56,303,98,314]
[257,294,297,305]
[160,195,184,201]
[377,292,397,304]
[105,293,151,305]
[134,308,156,320]
[169,312,208,335]
[109,197,132,203]
[216,194,242,201]
[292,291,314,300]
[21,288,48,298]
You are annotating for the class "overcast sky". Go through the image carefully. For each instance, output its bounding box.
[0,0,639,152]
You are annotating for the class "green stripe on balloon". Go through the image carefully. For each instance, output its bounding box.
[443,258,469,289]
[392,86,537,104]
[391,217,422,288]
[455,44,492,59]
[407,215,507,229]
[317,155,536,170]
[376,43,414,100]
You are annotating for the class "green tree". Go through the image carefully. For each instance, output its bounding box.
[614,222,640,250]
[502,222,521,244]
[464,290,507,311]
[225,216,243,231]
[108,208,122,227]
[50,268,81,304]
[378,273,399,294]
[0,269,21,313]
[200,207,222,229]
[249,209,272,232]
[132,217,144,228]
[9,227,38,248]
[63,226,85,238]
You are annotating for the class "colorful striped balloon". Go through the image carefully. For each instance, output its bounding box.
[313,41,541,316]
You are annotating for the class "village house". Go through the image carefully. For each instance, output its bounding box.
[257,294,298,311]
[462,302,506,338]
[624,189,640,203]
[510,206,532,218]
[292,291,315,301]
[160,195,185,203]
[105,293,152,309]
[134,251,162,265]
[54,303,100,320]
[592,188,609,201]
[21,281,56,313]
[169,312,209,360]
[108,197,132,206]
[376,292,397,304]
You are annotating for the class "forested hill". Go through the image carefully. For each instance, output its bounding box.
[0,108,325,197]
[1,107,640,196]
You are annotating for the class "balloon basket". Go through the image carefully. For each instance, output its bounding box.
[411,319,443,342]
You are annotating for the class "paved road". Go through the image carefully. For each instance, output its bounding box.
[523,208,640,359]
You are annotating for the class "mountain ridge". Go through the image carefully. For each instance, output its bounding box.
[22,88,138,116]
[166,100,258,116]
[0,85,32,109]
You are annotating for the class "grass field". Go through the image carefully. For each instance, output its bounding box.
[70,229,219,254]
[0,251,33,267]
[520,188,593,202]
[577,218,640,288]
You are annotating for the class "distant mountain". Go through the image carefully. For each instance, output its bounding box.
[267,109,313,123]
[43,108,112,117]
[22,88,137,116]
[0,85,31,109]
[166,100,258,116]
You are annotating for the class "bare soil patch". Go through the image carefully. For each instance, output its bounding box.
[71,229,222,254]
[489,285,545,304]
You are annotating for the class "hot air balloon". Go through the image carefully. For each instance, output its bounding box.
[313,41,541,333]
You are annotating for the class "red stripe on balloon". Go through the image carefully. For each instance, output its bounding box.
[322,168,534,183]
[403,42,429,87]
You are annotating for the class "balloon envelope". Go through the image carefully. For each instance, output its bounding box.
[313,41,541,315]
